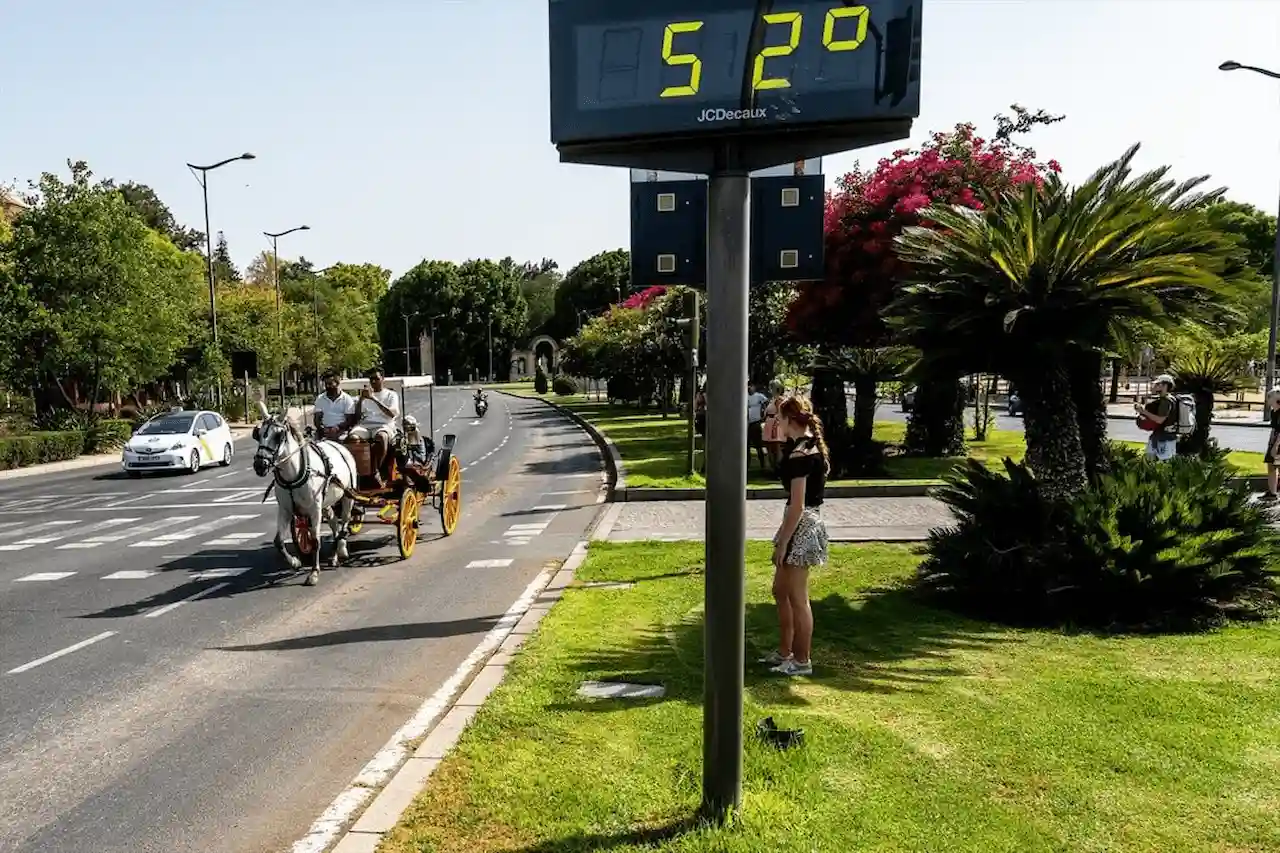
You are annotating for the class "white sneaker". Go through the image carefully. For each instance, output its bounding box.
[758,650,789,666]
[770,658,812,677]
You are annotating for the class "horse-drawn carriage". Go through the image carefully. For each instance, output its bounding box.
[253,374,461,585]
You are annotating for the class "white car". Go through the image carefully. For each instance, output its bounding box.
[121,409,234,476]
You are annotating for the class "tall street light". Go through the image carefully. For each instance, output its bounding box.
[403,311,418,376]
[264,225,311,410]
[187,152,255,405]
[1219,59,1280,404]
[487,316,494,382]
[310,264,337,388]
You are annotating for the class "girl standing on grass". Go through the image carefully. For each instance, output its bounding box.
[1264,388,1280,501]
[760,395,830,677]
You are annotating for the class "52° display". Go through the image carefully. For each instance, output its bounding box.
[548,0,921,149]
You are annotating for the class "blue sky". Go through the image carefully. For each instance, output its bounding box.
[2,0,1278,279]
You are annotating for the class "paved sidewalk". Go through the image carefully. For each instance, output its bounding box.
[594,497,952,542]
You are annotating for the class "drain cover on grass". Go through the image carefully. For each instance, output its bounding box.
[578,680,666,700]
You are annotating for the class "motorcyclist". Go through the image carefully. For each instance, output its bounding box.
[474,387,488,415]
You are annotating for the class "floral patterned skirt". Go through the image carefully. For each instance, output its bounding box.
[773,507,829,568]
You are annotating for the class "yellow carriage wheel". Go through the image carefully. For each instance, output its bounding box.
[439,456,461,536]
[397,489,422,559]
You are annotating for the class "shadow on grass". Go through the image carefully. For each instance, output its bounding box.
[550,583,1016,712]
[502,817,703,852]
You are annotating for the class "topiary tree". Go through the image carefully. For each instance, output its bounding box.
[534,362,549,395]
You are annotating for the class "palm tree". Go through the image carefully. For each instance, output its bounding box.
[889,145,1238,500]
[1172,349,1245,457]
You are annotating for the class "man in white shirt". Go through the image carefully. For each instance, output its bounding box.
[313,372,356,440]
[354,368,401,484]
[747,383,769,468]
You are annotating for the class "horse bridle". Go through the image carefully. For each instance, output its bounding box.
[255,419,314,492]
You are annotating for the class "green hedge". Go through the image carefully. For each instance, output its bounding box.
[0,431,86,470]
[0,418,134,470]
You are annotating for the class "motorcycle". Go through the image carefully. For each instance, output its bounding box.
[474,396,488,418]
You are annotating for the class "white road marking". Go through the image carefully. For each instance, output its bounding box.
[543,490,592,496]
[7,631,116,675]
[103,570,156,580]
[86,502,263,510]
[289,564,560,853]
[214,471,238,479]
[531,504,567,511]
[144,582,231,618]
[103,494,153,508]
[466,559,514,568]
[507,522,549,532]
[0,520,77,540]
[130,514,259,547]
[59,515,199,548]
[203,531,267,546]
[14,571,75,582]
[0,517,141,551]
[159,487,269,493]
[214,489,259,503]
[191,567,251,580]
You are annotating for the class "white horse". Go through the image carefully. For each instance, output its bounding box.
[251,402,358,586]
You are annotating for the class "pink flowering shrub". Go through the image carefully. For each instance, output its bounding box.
[620,285,667,310]
[792,121,1061,347]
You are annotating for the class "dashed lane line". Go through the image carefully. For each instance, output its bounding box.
[7,631,116,675]
[58,515,199,548]
[0,517,140,551]
[130,514,259,548]
[144,582,232,619]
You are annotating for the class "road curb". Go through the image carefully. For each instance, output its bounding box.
[494,392,625,496]
[304,541,591,853]
[1104,411,1268,429]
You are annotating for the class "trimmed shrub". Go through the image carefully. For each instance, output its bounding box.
[552,375,579,397]
[918,445,1280,631]
[84,418,133,454]
[534,364,549,395]
[0,431,85,470]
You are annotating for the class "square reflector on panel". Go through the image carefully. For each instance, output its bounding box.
[780,249,799,268]
[780,187,800,207]
[657,193,676,212]
[657,254,676,273]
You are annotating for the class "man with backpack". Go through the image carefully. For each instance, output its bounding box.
[1134,373,1192,461]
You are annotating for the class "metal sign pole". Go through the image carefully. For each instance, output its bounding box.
[700,165,749,820]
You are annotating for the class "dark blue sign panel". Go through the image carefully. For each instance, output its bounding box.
[749,174,824,285]
[630,181,707,289]
[550,0,921,164]
[629,175,825,288]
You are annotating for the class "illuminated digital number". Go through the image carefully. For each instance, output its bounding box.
[823,5,870,52]
[752,12,803,91]
[660,21,704,98]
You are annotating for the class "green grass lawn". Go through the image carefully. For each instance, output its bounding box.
[544,399,1268,488]
[381,542,1280,853]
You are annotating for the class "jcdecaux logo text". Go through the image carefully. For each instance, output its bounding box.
[697,108,767,122]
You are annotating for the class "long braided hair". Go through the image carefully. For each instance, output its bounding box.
[777,395,831,475]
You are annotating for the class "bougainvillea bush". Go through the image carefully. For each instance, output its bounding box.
[786,108,1063,471]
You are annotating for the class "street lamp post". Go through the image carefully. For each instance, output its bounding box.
[264,225,311,411]
[487,316,494,382]
[310,264,337,390]
[1220,60,1280,406]
[403,312,418,376]
[187,152,255,406]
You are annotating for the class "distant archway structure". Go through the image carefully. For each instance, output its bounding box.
[509,335,560,380]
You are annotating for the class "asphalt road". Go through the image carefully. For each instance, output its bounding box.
[869,403,1272,454]
[0,387,607,853]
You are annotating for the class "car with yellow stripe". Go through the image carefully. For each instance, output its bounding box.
[121,409,234,477]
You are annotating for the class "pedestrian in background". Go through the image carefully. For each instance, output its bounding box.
[761,378,786,473]
[747,382,768,468]
[1135,373,1178,461]
[760,395,830,677]
[1264,387,1280,501]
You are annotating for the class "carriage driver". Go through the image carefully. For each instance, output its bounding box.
[353,368,400,486]
[313,371,356,440]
